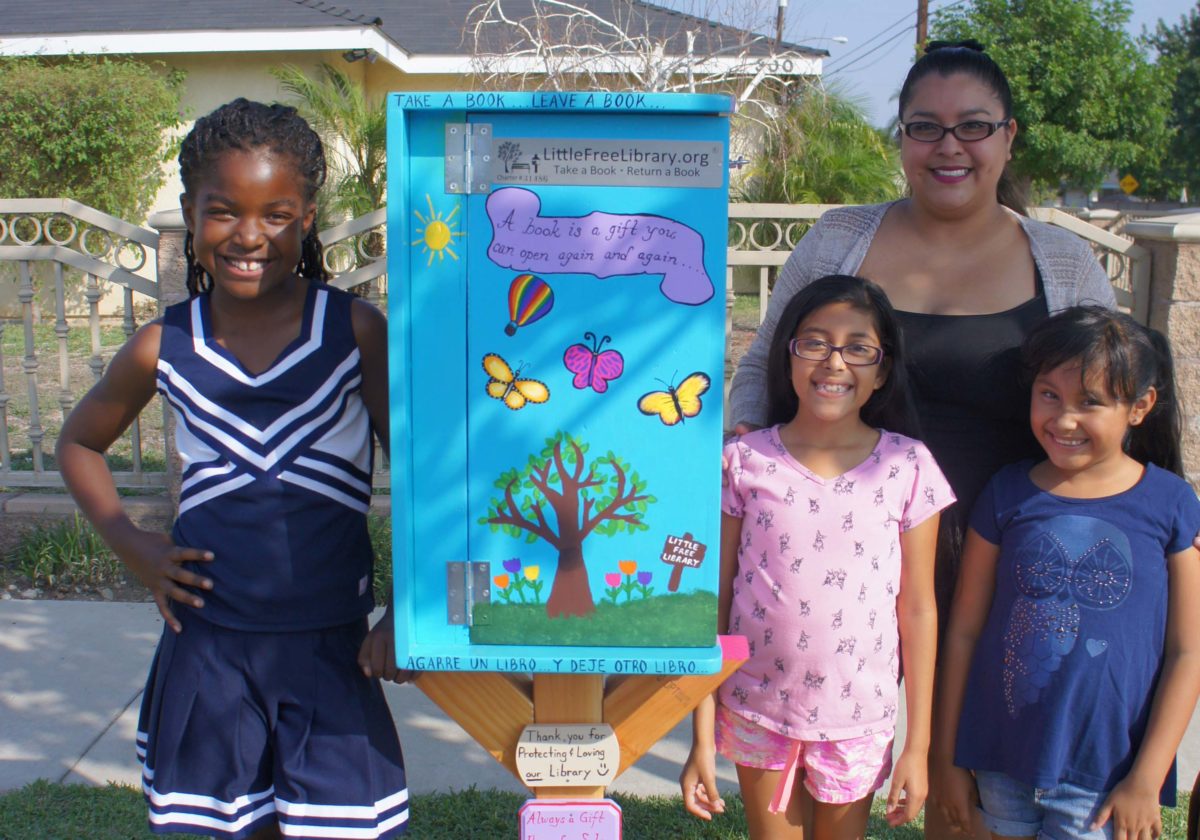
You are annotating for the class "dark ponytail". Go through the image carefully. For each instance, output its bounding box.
[899,40,1027,215]
[1022,306,1183,477]
[1129,328,1183,476]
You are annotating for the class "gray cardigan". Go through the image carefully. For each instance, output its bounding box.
[729,201,1117,428]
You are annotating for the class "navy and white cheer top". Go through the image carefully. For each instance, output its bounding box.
[157,282,376,630]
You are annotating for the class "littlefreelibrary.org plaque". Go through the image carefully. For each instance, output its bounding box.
[492,138,724,189]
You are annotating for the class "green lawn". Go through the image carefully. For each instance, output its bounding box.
[0,782,1189,839]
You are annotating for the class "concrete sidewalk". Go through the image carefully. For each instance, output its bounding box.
[0,600,731,798]
[4,599,1200,802]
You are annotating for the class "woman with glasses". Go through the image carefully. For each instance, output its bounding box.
[728,41,1115,839]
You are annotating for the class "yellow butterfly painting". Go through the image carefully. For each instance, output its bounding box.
[483,353,550,411]
[638,371,710,426]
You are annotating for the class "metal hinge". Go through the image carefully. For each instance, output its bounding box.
[444,123,493,194]
[446,561,492,625]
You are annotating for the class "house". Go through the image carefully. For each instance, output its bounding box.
[1,0,828,217]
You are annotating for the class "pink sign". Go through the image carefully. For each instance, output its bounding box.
[518,798,622,840]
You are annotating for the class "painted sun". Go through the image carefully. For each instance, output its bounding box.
[412,194,465,265]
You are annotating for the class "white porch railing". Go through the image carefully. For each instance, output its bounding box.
[0,199,1146,493]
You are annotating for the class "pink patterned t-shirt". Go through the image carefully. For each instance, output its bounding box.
[719,426,954,741]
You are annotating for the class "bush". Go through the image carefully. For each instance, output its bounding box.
[369,513,393,604]
[0,56,185,222]
[737,86,903,206]
[9,514,123,588]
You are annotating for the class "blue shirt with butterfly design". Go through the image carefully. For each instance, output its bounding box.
[956,460,1200,805]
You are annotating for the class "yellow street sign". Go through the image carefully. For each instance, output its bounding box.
[1120,174,1139,195]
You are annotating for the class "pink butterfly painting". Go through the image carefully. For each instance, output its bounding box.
[563,332,625,394]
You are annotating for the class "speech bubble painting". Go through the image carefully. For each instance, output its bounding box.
[486,187,713,305]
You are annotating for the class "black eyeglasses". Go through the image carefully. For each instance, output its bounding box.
[900,119,1011,143]
[789,338,884,366]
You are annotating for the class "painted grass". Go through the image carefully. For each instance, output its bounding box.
[470,590,717,646]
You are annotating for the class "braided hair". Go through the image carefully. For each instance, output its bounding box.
[179,98,328,295]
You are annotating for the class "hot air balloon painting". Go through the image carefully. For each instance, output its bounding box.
[504,274,554,336]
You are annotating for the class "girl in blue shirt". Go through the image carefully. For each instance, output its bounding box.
[933,306,1200,840]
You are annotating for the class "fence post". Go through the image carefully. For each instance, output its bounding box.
[148,209,188,512]
[1126,212,1200,493]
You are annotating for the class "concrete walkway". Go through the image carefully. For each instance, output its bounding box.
[3,599,1199,802]
[0,600,730,798]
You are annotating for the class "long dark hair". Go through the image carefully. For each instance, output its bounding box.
[1022,306,1183,476]
[765,275,921,438]
[178,98,329,296]
[898,39,1027,214]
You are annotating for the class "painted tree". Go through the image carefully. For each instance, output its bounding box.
[480,431,655,618]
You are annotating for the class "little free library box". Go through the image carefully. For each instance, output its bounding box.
[388,91,731,676]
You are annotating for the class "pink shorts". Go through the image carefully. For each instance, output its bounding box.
[715,703,893,806]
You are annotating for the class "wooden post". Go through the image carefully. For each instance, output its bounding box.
[412,636,748,798]
[413,671,533,778]
[533,674,606,799]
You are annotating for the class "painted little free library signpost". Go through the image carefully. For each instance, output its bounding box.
[386,92,747,824]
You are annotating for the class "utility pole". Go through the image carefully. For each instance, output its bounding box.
[916,0,928,52]
[775,0,787,52]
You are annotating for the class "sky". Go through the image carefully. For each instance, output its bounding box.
[657,0,1197,127]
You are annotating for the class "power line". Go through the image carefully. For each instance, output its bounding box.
[825,23,915,77]
[822,0,970,77]
[821,9,916,73]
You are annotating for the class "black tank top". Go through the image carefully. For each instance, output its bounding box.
[894,276,1047,608]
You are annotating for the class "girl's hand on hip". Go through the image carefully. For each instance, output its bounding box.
[885,747,929,826]
[121,530,213,634]
[1093,776,1162,840]
[680,742,724,820]
[930,762,978,834]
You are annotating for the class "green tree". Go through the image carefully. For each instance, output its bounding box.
[270,63,387,221]
[736,86,903,205]
[932,0,1173,194]
[0,56,184,221]
[1142,5,1200,200]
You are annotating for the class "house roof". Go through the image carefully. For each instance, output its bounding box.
[0,0,826,69]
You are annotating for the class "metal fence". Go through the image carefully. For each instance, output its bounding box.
[0,199,1146,493]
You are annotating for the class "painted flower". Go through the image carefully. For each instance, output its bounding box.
[503,558,522,574]
[637,571,652,585]
[618,560,638,576]
[494,574,510,589]
[524,565,540,582]
[605,573,621,587]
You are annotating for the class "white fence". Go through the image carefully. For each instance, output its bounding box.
[0,199,1146,492]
